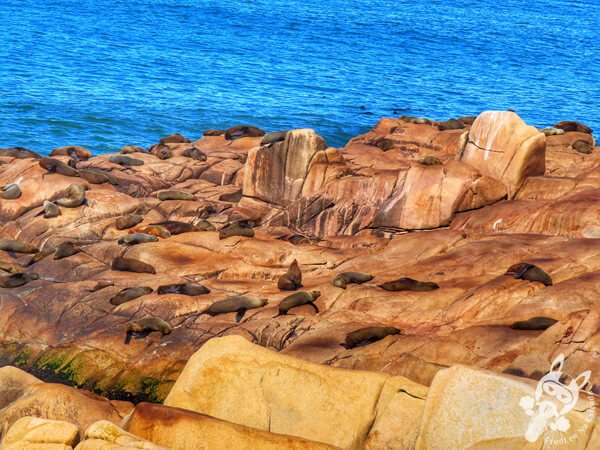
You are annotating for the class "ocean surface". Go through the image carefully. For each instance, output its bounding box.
[1,0,599,154]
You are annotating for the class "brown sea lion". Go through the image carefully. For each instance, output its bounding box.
[418,156,443,166]
[26,246,56,266]
[118,233,159,246]
[0,147,40,159]
[130,225,171,239]
[157,283,210,296]
[54,242,81,259]
[39,157,79,177]
[219,221,255,240]
[261,130,288,146]
[218,190,243,203]
[78,169,109,184]
[437,119,465,131]
[542,127,565,136]
[149,221,196,235]
[573,140,592,154]
[0,239,39,254]
[276,290,321,316]
[112,257,156,274]
[88,280,114,292]
[459,116,477,125]
[399,116,432,125]
[121,145,146,154]
[376,139,395,151]
[203,129,225,136]
[183,148,207,161]
[125,317,172,344]
[160,133,190,144]
[109,155,144,166]
[224,125,265,140]
[554,121,593,134]
[277,259,302,291]
[342,326,400,349]
[157,190,195,201]
[116,214,143,230]
[0,272,39,288]
[49,145,92,160]
[55,184,86,208]
[110,286,153,306]
[191,219,216,231]
[505,263,552,286]
[0,184,21,199]
[378,277,439,292]
[41,201,61,218]
[201,295,268,322]
[510,317,558,331]
[152,145,172,160]
[333,272,373,289]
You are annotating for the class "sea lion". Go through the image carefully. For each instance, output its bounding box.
[109,155,144,166]
[78,169,109,184]
[54,241,81,259]
[261,130,288,146]
[542,127,565,136]
[510,317,558,331]
[437,119,465,131]
[55,184,86,208]
[112,257,156,274]
[0,184,21,199]
[67,158,78,169]
[157,283,210,296]
[149,221,196,235]
[0,239,39,254]
[0,147,40,159]
[218,190,243,203]
[219,221,255,240]
[375,139,395,151]
[41,201,61,218]
[418,156,443,166]
[201,295,268,322]
[110,286,153,306]
[277,259,302,291]
[152,145,172,160]
[554,121,593,134]
[125,317,172,344]
[191,219,216,231]
[121,145,146,154]
[39,157,79,177]
[26,246,56,266]
[157,190,195,201]
[342,326,400,349]
[203,129,225,136]
[116,214,144,230]
[118,233,159,246]
[505,263,552,286]
[160,133,190,144]
[459,116,477,125]
[130,225,171,238]
[0,272,39,288]
[333,272,373,289]
[573,140,592,154]
[183,148,207,161]
[224,125,265,140]
[88,280,114,292]
[49,145,92,160]
[378,277,439,292]
[276,290,321,316]
[399,116,432,125]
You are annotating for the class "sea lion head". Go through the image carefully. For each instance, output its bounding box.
[310,290,321,300]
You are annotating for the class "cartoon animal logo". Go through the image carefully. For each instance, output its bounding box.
[520,354,591,442]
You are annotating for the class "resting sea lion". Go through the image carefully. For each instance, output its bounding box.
[160,133,190,144]
[542,127,565,136]
[118,233,159,246]
[505,263,552,286]
[78,169,109,184]
[261,130,288,146]
[0,272,39,288]
[157,190,195,201]
[112,257,156,274]
[554,121,593,134]
[378,277,439,292]
[110,286,153,306]
[152,145,172,160]
[418,156,443,166]
[191,219,216,231]
[437,119,465,131]
[125,317,172,344]
[39,157,79,177]
[343,326,400,349]
[219,221,255,240]
[276,290,321,316]
[201,295,268,322]
[55,184,86,208]
[510,317,558,331]
[158,283,210,296]
[399,116,432,125]
[109,155,144,166]
[183,148,207,161]
[218,190,243,203]
[0,239,38,254]
[224,125,265,140]
[26,246,56,266]
[41,201,61,218]
[277,259,302,291]
[333,272,373,289]
[203,129,225,136]
[88,280,114,292]
[149,221,195,235]
[116,214,143,230]
[459,116,477,125]
[0,147,40,159]
[54,242,81,259]
[121,145,145,154]
[376,139,395,151]
[0,184,21,199]
[573,140,592,154]
[130,225,171,238]
[49,146,92,160]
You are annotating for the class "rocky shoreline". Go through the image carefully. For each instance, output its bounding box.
[1,111,599,448]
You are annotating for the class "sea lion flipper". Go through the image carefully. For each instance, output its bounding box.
[124,331,133,345]
[309,302,320,314]
[235,308,247,323]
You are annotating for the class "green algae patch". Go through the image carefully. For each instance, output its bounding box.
[141,377,175,403]
[0,342,44,369]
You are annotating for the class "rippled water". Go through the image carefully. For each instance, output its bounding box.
[1,0,599,153]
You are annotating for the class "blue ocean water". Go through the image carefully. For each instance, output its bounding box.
[0,0,599,154]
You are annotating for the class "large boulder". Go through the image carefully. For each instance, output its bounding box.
[1,417,79,449]
[74,420,166,450]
